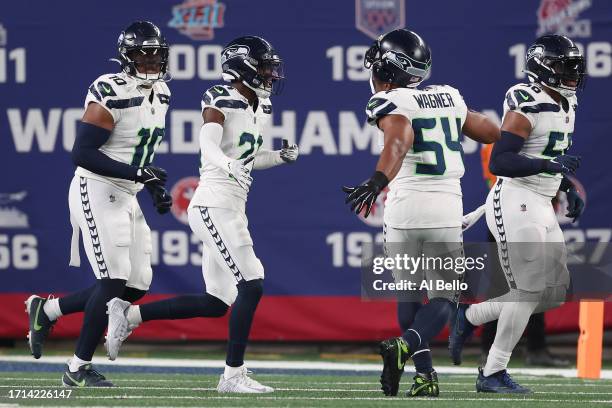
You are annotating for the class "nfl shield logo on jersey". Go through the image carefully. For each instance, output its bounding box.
[355,0,405,40]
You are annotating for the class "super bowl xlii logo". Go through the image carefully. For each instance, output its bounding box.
[168,0,226,41]
[355,0,405,40]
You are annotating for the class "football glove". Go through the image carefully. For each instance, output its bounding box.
[565,188,585,222]
[135,166,167,186]
[228,157,253,192]
[146,184,173,214]
[280,139,299,163]
[546,155,581,174]
[342,171,389,218]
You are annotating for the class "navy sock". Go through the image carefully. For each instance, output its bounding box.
[397,301,421,333]
[139,294,228,321]
[58,285,146,315]
[58,285,96,315]
[411,343,433,374]
[226,279,263,367]
[402,298,454,353]
[121,287,147,304]
[74,279,126,361]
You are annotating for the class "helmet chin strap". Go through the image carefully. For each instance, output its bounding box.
[541,81,576,98]
[243,79,270,98]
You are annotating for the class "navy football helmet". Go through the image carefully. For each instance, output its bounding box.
[365,29,431,89]
[117,21,169,83]
[525,35,585,98]
[221,36,283,98]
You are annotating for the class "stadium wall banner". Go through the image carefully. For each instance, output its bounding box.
[1,0,611,340]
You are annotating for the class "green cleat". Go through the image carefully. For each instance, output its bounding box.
[378,337,410,396]
[25,295,56,359]
[62,364,114,387]
[406,371,439,397]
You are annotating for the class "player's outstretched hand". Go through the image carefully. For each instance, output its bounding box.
[462,205,486,231]
[565,188,584,222]
[228,157,253,191]
[342,171,389,218]
[280,139,299,163]
[136,166,167,186]
[146,184,173,215]
[546,155,581,174]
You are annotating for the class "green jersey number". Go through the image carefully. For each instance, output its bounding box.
[543,131,572,158]
[131,127,164,167]
[412,117,463,175]
[238,132,263,160]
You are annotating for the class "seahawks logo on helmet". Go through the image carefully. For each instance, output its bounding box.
[221,45,250,64]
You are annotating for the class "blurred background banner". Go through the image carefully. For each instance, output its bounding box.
[0,0,611,340]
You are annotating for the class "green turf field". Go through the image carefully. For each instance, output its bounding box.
[1,371,611,407]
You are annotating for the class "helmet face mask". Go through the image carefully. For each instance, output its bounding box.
[221,36,283,98]
[364,29,431,92]
[117,21,170,85]
[525,35,586,98]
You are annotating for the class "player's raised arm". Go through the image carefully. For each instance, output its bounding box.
[462,109,500,144]
[489,109,580,178]
[73,102,166,186]
[252,139,299,169]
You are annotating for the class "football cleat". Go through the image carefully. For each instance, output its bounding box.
[476,367,531,394]
[216,367,274,393]
[448,303,476,365]
[378,337,410,396]
[105,297,135,360]
[62,364,114,387]
[406,371,440,397]
[25,295,56,359]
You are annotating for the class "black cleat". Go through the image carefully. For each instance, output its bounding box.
[476,367,531,394]
[378,337,410,396]
[406,371,440,397]
[25,295,56,359]
[62,364,114,387]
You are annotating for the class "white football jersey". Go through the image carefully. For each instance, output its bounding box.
[501,83,577,197]
[189,85,272,212]
[76,72,170,194]
[366,85,468,196]
[366,85,467,228]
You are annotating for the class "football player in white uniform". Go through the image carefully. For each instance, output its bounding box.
[449,35,585,393]
[105,36,297,394]
[24,21,172,387]
[343,29,499,397]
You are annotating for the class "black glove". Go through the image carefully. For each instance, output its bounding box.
[342,171,389,218]
[545,155,581,174]
[135,166,167,186]
[146,184,172,214]
[565,188,585,222]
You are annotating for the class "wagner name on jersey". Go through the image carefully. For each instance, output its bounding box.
[502,83,576,197]
[366,85,467,196]
[190,84,272,213]
[77,72,170,194]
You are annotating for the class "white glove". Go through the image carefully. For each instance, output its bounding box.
[280,139,299,163]
[462,204,486,231]
[227,157,253,192]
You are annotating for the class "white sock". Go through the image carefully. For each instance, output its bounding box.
[224,365,244,379]
[465,302,503,326]
[483,345,512,377]
[68,354,90,373]
[126,305,142,326]
[43,297,62,321]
